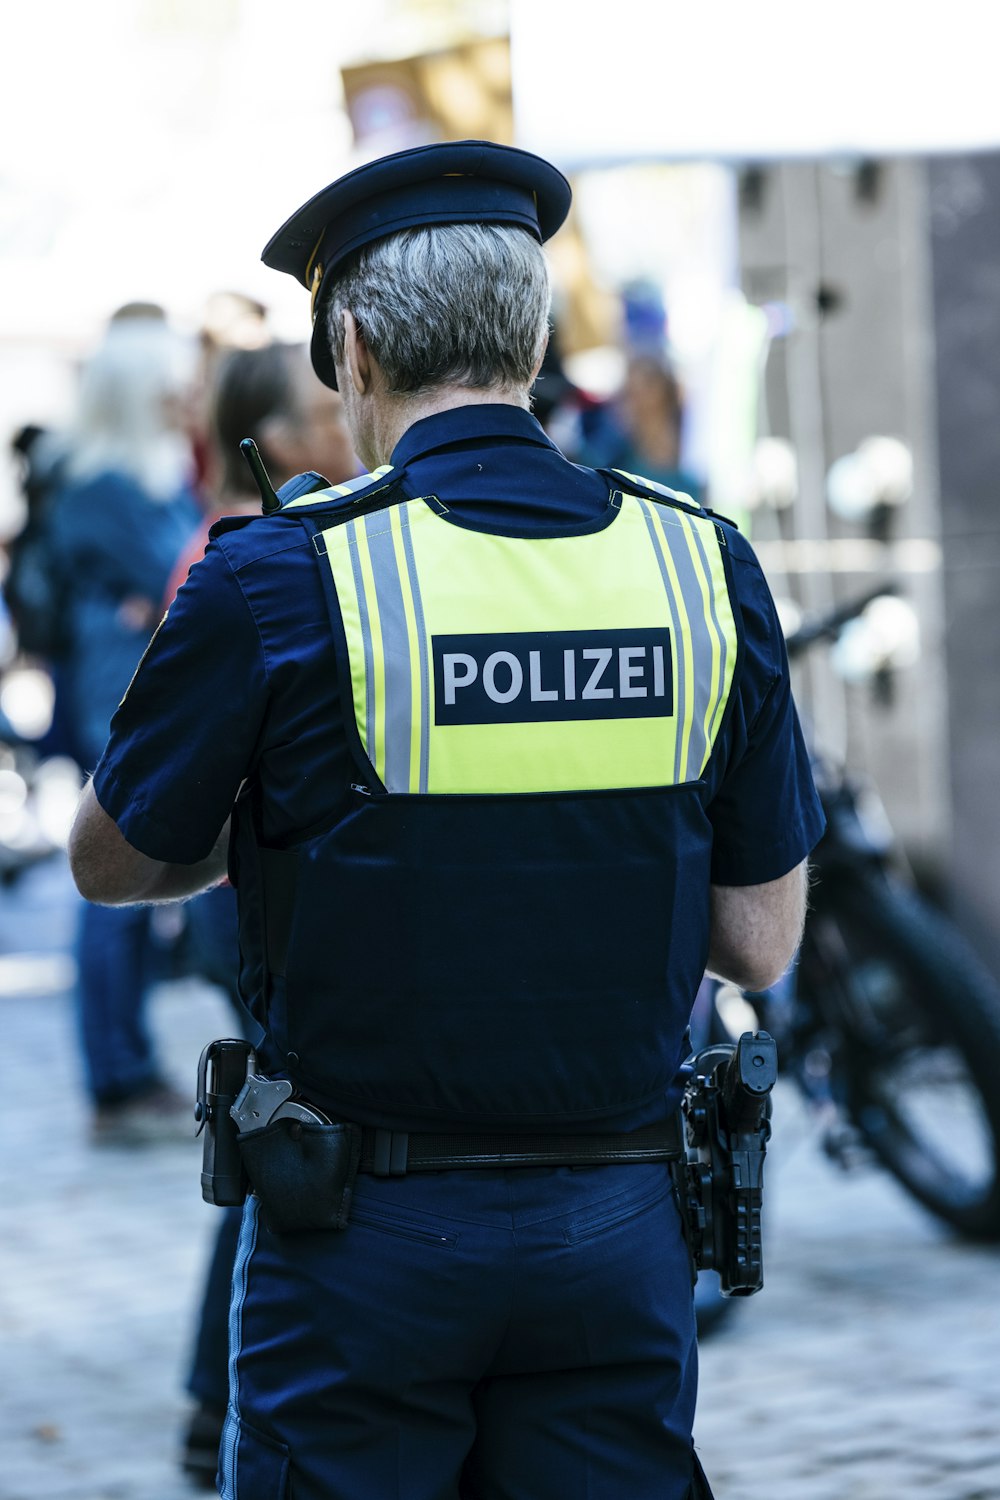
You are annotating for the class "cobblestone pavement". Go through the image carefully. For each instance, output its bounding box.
[2,859,1000,1500]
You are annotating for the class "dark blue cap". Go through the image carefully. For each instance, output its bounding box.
[261,139,572,389]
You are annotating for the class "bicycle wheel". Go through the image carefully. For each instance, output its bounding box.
[799,872,1000,1239]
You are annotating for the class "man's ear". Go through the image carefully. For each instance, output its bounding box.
[529,328,550,385]
[342,310,372,396]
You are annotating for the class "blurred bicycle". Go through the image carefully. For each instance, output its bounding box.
[712,587,1000,1243]
[692,584,1000,1337]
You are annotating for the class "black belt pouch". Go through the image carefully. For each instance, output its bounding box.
[238,1119,362,1234]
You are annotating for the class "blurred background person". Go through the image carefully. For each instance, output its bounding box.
[615,352,705,501]
[530,326,622,465]
[536,285,706,505]
[175,337,358,1488]
[167,337,359,602]
[3,422,76,759]
[49,310,201,1144]
[187,290,272,499]
[578,351,706,504]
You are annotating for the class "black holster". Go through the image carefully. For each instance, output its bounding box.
[238,1118,362,1234]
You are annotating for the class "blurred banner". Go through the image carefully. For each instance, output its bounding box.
[510,0,1000,165]
[341,38,627,377]
[342,37,513,152]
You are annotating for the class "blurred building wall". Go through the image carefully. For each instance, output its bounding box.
[928,153,1000,970]
[738,157,949,873]
[737,149,1000,971]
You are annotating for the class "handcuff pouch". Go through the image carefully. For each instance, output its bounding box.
[238,1118,361,1233]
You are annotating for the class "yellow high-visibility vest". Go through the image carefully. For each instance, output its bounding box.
[307,484,739,797]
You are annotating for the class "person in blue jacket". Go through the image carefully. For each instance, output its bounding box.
[52,311,200,1142]
[68,142,824,1500]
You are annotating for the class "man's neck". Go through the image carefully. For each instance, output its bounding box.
[368,384,531,468]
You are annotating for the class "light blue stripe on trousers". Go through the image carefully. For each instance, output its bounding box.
[219,1196,260,1500]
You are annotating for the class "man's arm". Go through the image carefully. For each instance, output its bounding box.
[69,781,230,906]
[706,860,808,992]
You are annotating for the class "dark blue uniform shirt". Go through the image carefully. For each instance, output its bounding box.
[94,403,823,888]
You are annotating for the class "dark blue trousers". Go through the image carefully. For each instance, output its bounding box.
[75,900,159,1103]
[221,1162,698,1499]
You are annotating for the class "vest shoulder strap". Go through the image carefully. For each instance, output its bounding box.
[599,469,743,543]
[598,467,707,519]
[278,464,401,517]
[208,466,405,540]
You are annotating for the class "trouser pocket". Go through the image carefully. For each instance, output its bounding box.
[219,1409,290,1498]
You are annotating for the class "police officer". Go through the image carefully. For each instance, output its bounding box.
[69,140,824,1500]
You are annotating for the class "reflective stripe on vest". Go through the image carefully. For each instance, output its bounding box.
[316,493,738,795]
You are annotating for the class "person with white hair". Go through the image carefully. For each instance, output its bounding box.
[51,312,200,1143]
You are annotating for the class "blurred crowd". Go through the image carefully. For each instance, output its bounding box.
[3,295,358,1137]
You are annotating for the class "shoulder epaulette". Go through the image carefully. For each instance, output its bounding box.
[601,467,707,519]
[279,464,398,513]
[209,512,256,540]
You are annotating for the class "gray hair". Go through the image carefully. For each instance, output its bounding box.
[325,223,551,395]
[65,318,196,499]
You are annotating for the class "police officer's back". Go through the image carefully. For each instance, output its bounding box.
[69,141,824,1500]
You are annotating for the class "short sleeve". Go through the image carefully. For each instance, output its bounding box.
[708,550,825,886]
[91,539,268,863]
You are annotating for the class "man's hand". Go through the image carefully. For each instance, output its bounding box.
[706,861,809,992]
[68,781,230,906]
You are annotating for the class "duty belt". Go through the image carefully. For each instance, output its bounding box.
[358,1116,684,1176]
